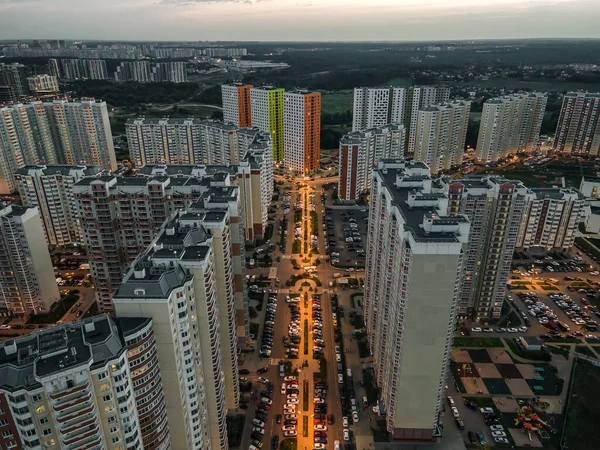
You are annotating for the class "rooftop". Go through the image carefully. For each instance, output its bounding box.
[16,165,102,177]
[0,316,124,391]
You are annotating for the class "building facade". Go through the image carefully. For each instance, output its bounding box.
[553,92,600,156]
[517,188,585,251]
[0,63,29,101]
[114,61,187,83]
[114,210,239,450]
[26,75,60,96]
[338,124,405,201]
[222,82,253,127]
[0,205,60,317]
[476,93,547,163]
[283,90,321,173]
[0,99,116,193]
[413,100,471,174]
[445,176,533,320]
[0,315,170,450]
[250,86,284,161]
[15,164,102,246]
[364,160,470,440]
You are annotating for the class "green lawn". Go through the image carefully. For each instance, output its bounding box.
[303,380,309,411]
[387,77,412,86]
[562,360,600,450]
[279,438,298,450]
[547,344,571,359]
[453,337,504,348]
[575,346,598,359]
[321,92,353,114]
[225,414,245,447]
[570,281,590,288]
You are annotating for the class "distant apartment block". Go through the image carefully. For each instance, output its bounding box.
[0,204,60,318]
[0,63,29,101]
[518,188,585,251]
[59,58,109,80]
[126,118,271,166]
[476,93,547,163]
[413,100,471,174]
[222,82,253,127]
[0,99,116,193]
[251,85,285,161]
[352,86,450,154]
[15,164,102,246]
[114,61,187,83]
[284,90,321,173]
[114,208,242,449]
[445,176,532,320]
[26,74,60,95]
[338,124,405,201]
[554,92,600,156]
[364,160,470,440]
[0,315,171,450]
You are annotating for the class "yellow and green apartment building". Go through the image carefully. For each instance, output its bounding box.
[250,86,285,161]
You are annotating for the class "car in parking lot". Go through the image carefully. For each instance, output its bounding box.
[352,411,359,423]
[477,431,487,445]
[455,418,465,430]
[451,407,460,418]
[490,425,504,431]
[314,424,327,431]
[343,429,350,441]
[468,431,477,445]
[491,431,506,438]
[283,430,297,437]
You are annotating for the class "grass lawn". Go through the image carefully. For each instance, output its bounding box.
[453,337,504,348]
[561,359,600,450]
[27,294,79,324]
[575,346,598,359]
[303,381,309,411]
[449,361,466,393]
[279,438,298,450]
[547,344,571,359]
[321,91,353,114]
[498,310,522,328]
[225,414,245,447]
[303,416,308,437]
[314,358,327,379]
[304,320,309,354]
[539,284,559,291]
[505,338,552,362]
[292,240,301,254]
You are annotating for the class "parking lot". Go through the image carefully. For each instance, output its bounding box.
[324,207,368,270]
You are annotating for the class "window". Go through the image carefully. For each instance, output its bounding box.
[39,417,48,425]
[42,428,52,436]
[103,395,112,402]
[35,406,45,414]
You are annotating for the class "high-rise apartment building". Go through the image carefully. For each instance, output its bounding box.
[114,61,188,83]
[114,208,240,450]
[413,100,471,174]
[250,85,284,161]
[476,93,547,163]
[126,118,270,166]
[26,74,60,96]
[352,86,450,154]
[444,176,532,320]
[0,204,60,318]
[553,92,600,156]
[0,315,171,450]
[222,82,253,127]
[364,160,470,440]
[86,59,109,80]
[0,99,116,193]
[15,164,102,246]
[283,90,321,173]
[0,63,29,101]
[338,124,405,201]
[48,58,61,78]
[517,188,585,251]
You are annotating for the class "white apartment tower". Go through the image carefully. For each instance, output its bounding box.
[476,93,547,163]
[364,160,470,440]
[413,100,471,174]
[518,188,586,251]
[0,315,170,450]
[221,82,253,127]
[15,165,102,246]
[406,86,452,154]
[554,92,600,156]
[352,87,391,131]
[0,204,60,318]
[0,99,116,193]
[283,90,321,173]
[445,176,533,320]
[338,124,405,201]
[114,210,237,450]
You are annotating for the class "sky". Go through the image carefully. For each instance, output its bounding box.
[0,0,599,42]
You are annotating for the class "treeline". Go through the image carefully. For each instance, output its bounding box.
[68,80,199,107]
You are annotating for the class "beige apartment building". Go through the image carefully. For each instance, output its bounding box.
[0,315,170,450]
[0,204,60,318]
[553,92,600,156]
[364,160,470,440]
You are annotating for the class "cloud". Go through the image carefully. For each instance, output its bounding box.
[161,0,264,4]
[0,0,39,3]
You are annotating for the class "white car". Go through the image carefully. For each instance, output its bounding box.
[471,327,482,332]
[494,437,509,444]
[252,427,265,434]
[492,431,507,438]
[352,411,359,423]
[284,408,296,415]
[490,425,504,431]
[284,376,297,382]
[281,384,286,394]
[343,417,349,427]
[480,407,494,414]
[283,430,297,437]
[508,328,518,333]
[285,414,298,420]
[451,407,460,418]
[286,398,299,404]
[338,374,343,384]
[313,445,325,450]
[518,326,528,332]
[343,429,350,441]
[314,424,327,431]
[282,425,296,432]
[258,377,269,385]
[288,393,299,399]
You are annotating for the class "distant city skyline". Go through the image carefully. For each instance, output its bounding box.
[0,0,599,41]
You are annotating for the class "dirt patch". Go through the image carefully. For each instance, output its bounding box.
[451,348,473,363]
[474,363,502,378]
[461,377,489,394]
